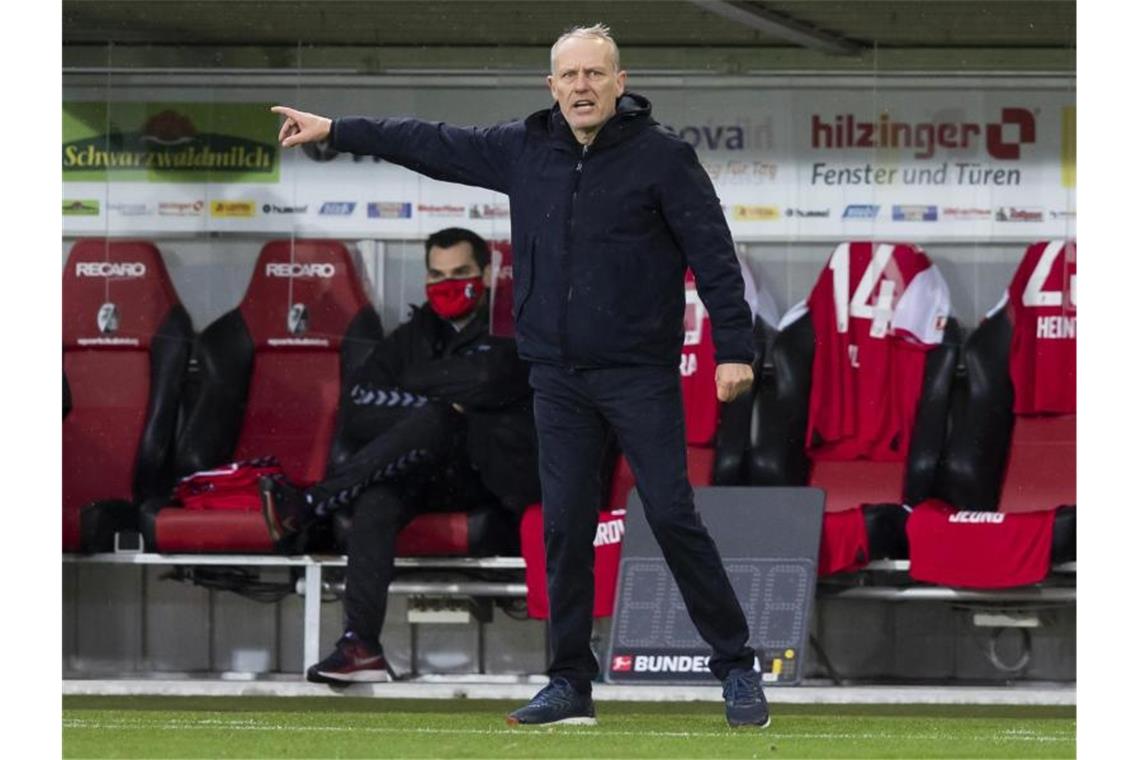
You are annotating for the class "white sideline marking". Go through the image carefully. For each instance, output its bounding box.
[62,679,1078,706]
[62,718,1075,743]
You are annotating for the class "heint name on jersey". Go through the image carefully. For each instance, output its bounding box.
[1036,315,1076,340]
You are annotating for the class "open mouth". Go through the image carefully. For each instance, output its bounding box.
[571,99,595,112]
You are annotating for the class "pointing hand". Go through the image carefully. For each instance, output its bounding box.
[270,105,333,148]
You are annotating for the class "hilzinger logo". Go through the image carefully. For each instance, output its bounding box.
[265,262,335,278]
[75,261,147,278]
[812,108,1036,160]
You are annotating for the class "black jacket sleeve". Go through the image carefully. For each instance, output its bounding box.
[398,338,531,410]
[657,141,755,365]
[330,116,525,194]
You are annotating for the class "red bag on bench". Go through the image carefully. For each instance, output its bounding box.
[174,457,284,512]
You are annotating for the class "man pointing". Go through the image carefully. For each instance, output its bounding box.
[273,23,768,729]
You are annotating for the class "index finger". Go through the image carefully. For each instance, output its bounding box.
[270,105,299,119]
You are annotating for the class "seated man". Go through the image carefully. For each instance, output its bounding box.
[259,227,540,683]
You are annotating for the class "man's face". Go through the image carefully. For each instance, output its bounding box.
[547,36,626,141]
[426,241,490,287]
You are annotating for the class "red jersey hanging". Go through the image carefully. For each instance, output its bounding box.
[998,239,1076,415]
[795,242,951,462]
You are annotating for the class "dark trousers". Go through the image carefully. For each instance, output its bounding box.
[310,400,456,515]
[334,402,493,645]
[342,483,413,644]
[529,363,755,694]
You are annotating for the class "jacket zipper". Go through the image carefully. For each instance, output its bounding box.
[561,142,588,364]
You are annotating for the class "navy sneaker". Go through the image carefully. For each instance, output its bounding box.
[506,677,597,726]
[259,476,312,542]
[723,668,771,728]
[306,631,391,684]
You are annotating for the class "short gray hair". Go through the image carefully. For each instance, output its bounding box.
[550,24,621,73]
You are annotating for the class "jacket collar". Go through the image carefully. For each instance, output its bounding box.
[412,300,490,355]
[527,92,655,153]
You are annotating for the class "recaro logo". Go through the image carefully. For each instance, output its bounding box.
[811,108,1036,160]
[265,262,335,278]
[75,261,147,278]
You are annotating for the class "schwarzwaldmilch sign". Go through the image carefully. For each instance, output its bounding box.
[63,103,279,183]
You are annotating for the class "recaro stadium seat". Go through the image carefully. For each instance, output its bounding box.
[908,240,1076,588]
[747,242,960,575]
[521,269,769,618]
[145,239,382,552]
[63,239,193,552]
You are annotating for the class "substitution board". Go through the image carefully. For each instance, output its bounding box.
[605,487,824,685]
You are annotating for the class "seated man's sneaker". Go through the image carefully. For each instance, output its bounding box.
[306,631,391,684]
[506,677,597,726]
[723,668,771,728]
[259,476,313,542]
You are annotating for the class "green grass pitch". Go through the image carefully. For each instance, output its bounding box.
[63,696,1075,759]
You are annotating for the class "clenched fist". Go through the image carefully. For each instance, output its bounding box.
[715,362,754,403]
[271,105,333,148]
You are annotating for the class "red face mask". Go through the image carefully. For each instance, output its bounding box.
[425,276,486,320]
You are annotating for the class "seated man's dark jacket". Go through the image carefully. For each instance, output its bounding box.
[337,302,539,515]
[330,92,754,370]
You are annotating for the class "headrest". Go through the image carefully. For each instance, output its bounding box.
[63,239,181,350]
[681,270,719,445]
[238,239,372,351]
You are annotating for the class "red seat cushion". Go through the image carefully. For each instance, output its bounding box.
[810,460,905,514]
[1000,416,1076,514]
[155,511,273,553]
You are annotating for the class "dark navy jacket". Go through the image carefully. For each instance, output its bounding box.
[331,92,754,369]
